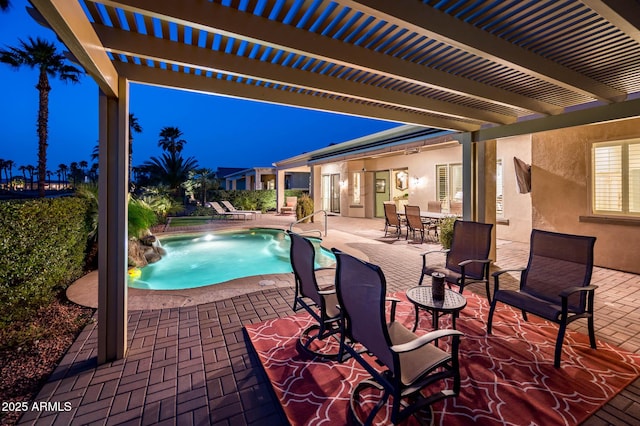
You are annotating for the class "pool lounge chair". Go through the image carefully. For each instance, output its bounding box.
[209,201,253,220]
[280,196,297,215]
[221,200,260,219]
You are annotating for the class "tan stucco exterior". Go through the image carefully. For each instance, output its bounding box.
[496,135,533,243]
[531,118,640,273]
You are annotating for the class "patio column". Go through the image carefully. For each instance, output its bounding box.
[460,132,474,220]
[276,169,285,213]
[477,139,497,262]
[98,77,129,364]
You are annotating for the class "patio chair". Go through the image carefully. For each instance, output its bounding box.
[425,201,441,237]
[221,200,260,219]
[288,231,341,359]
[280,196,297,215]
[383,202,403,238]
[405,205,426,243]
[209,201,252,220]
[419,220,493,301]
[449,200,462,216]
[332,249,462,425]
[487,229,597,368]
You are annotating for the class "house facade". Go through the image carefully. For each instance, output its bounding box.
[275,119,640,274]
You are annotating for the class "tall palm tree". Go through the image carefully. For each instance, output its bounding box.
[0,37,82,197]
[57,163,68,188]
[0,159,5,189]
[141,152,198,196]
[5,160,14,190]
[18,165,27,186]
[157,126,186,155]
[129,113,142,162]
[26,165,35,190]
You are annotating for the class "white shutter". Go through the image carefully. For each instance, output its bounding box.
[629,143,640,213]
[593,144,622,212]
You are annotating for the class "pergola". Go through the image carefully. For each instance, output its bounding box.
[30,0,640,363]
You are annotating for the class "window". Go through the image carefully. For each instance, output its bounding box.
[352,172,361,204]
[436,163,463,210]
[592,140,640,216]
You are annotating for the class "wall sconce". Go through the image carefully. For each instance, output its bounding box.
[411,176,423,186]
[339,179,348,188]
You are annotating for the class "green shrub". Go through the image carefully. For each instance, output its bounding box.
[296,194,315,222]
[128,197,158,238]
[0,196,92,325]
[439,216,458,249]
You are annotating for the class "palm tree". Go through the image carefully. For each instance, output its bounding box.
[157,126,186,154]
[26,165,35,190]
[141,152,198,196]
[18,165,27,189]
[0,159,5,189]
[0,1,9,12]
[0,37,82,197]
[57,163,68,188]
[185,168,215,205]
[79,160,88,183]
[5,160,14,190]
[129,113,142,163]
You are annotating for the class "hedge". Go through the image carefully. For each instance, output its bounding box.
[0,196,91,325]
[207,189,308,212]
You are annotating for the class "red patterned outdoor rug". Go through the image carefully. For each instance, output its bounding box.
[245,292,640,425]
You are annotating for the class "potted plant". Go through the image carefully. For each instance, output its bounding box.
[438,216,458,249]
[296,194,314,223]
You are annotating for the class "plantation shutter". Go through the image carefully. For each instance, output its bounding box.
[436,165,448,202]
[629,143,640,213]
[593,144,622,212]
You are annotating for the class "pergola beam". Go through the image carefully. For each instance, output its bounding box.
[95,24,514,125]
[582,0,640,43]
[341,0,627,103]
[115,62,480,131]
[474,97,640,141]
[30,0,119,97]
[96,0,562,115]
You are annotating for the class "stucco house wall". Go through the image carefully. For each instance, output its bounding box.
[531,117,640,274]
[496,135,533,243]
[365,143,462,211]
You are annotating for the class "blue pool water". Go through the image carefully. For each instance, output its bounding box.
[128,228,335,290]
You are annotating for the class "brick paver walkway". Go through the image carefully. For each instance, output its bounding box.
[17,215,640,425]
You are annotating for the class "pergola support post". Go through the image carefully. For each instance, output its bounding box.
[276,169,286,213]
[97,77,129,364]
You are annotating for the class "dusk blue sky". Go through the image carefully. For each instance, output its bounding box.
[0,0,399,172]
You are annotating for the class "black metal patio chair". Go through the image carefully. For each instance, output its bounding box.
[333,249,462,425]
[487,229,597,368]
[288,231,341,359]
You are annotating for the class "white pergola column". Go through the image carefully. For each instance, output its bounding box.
[98,77,129,364]
[276,169,286,212]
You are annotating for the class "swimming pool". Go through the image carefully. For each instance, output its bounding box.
[128,228,335,290]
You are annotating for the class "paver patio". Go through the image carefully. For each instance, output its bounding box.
[17,215,640,425]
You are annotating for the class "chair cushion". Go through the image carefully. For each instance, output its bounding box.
[493,290,568,321]
[321,291,341,319]
[387,322,450,386]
